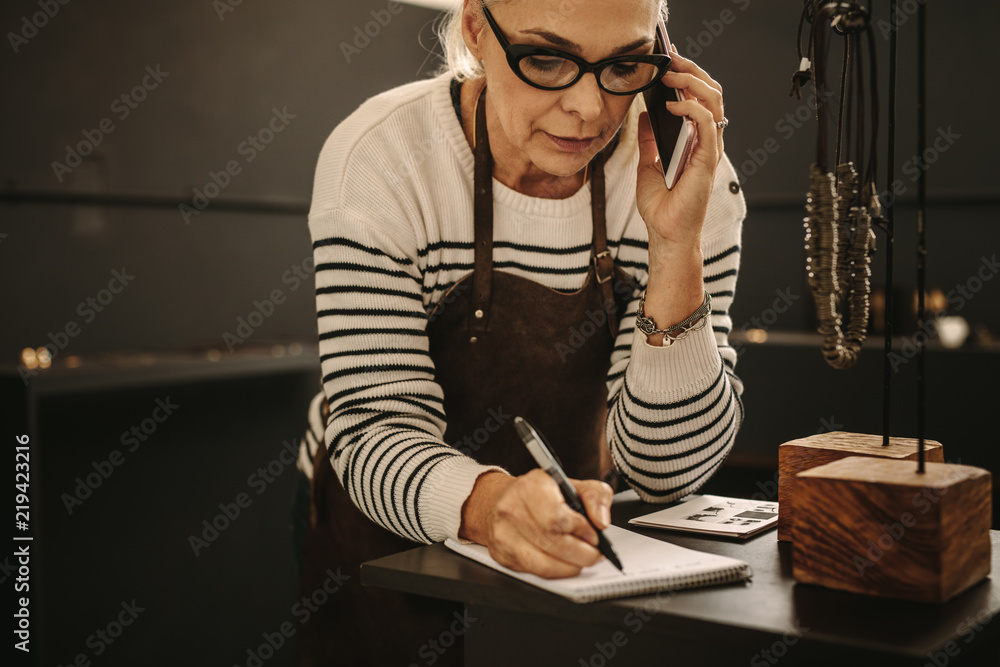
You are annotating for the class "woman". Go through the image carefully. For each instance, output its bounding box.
[295,0,746,664]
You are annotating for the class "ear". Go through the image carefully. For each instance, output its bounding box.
[461,0,487,61]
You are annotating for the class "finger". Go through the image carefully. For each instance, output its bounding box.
[572,479,613,529]
[526,521,604,570]
[514,501,603,571]
[661,71,724,123]
[635,111,673,217]
[516,471,602,566]
[487,518,585,579]
[666,45,726,164]
[517,542,587,579]
[519,472,599,548]
[507,542,585,579]
[656,98,719,168]
[636,111,665,177]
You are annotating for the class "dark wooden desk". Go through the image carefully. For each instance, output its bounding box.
[363,493,1000,667]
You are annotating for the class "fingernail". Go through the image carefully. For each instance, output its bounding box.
[603,505,611,527]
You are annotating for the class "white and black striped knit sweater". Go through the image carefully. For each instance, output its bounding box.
[297,73,746,545]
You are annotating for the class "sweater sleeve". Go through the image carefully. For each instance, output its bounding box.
[606,155,746,502]
[310,209,504,545]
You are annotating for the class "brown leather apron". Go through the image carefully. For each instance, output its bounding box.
[297,89,635,667]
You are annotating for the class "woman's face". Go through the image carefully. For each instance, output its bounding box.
[470,0,661,180]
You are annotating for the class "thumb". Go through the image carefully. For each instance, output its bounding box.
[636,111,669,214]
[636,111,661,174]
[573,479,613,530]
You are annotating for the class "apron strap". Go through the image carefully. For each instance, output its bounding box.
[471,87,494,335]
[589,150,620,338]
[470,86,620,339]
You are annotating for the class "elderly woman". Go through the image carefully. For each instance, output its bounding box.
[295,0,745,664]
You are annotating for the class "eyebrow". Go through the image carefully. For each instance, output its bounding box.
[520,29,654,57]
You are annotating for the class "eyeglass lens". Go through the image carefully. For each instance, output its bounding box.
[519,56,660,93]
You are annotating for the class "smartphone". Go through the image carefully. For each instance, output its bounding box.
[642,18,696,190]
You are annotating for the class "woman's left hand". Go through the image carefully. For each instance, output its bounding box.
[636,45,726,249]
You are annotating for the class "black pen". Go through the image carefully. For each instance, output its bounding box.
[513,416,624,573]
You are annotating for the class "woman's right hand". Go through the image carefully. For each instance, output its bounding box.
[458,470,613,578]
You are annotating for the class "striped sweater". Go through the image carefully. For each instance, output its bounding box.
[297,72,746,545]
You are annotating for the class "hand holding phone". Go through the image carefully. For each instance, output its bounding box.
[641,19,696,190]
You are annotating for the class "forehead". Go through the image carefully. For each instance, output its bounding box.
[495,0,661,55]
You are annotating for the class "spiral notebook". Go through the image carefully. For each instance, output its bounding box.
[444,525,752,603]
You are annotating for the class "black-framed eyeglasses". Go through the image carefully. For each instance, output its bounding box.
[481,4,671,96]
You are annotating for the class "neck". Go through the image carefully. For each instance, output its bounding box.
[460,80,587,200]
[493,158,587,199]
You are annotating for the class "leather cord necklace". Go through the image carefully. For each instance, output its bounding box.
[794,1,883,369]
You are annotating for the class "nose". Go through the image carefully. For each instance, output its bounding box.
[560,71,605,123]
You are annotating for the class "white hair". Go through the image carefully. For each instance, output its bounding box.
[437,0,669,81]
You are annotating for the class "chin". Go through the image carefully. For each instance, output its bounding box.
[535,150,593,178]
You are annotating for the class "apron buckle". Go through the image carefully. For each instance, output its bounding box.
[593,250,614,284]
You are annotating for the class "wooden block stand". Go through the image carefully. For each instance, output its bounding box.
[778,432,944,541]
[792,456,992,603]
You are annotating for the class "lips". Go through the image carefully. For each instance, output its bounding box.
[546,132,599,153]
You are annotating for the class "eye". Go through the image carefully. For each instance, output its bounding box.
[523,55,566,73]
[608,62,641,77]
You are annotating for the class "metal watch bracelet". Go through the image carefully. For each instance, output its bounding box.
[636,290,712,347]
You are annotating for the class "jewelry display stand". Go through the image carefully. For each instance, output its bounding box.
[777,432,943,542]
[781,1,992,602]
[793,457,991,603]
